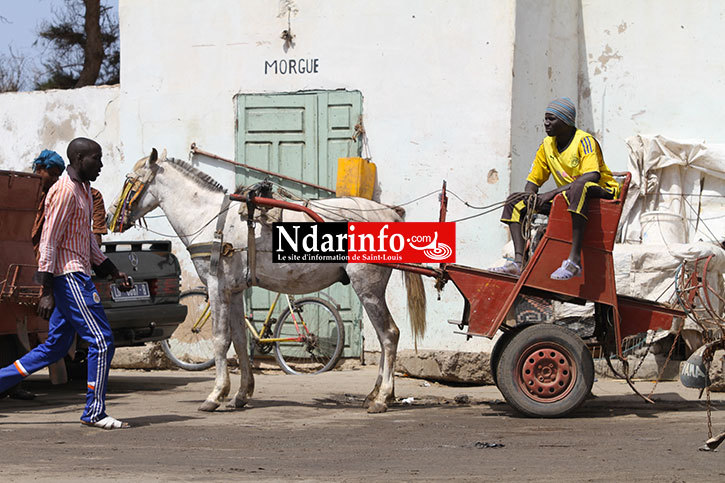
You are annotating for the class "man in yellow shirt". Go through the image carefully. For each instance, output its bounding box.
[492,98,619,280]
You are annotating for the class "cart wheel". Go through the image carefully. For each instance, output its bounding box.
[496,324,594,417]
[490,323,534,385]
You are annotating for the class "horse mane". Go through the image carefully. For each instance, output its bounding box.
[164,157,226,193]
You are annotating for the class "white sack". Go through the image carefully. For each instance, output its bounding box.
[621,134,725,245]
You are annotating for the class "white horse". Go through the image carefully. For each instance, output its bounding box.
[107,149,426,413]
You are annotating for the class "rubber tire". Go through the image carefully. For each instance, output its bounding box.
[496,324,594,418]
[273,297,345,375]
[161,289,215,371]
[490,323,535,385]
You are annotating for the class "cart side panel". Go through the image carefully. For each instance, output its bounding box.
[446,265,517,338]
[545,195,622,250]
[519,236,617,304]
[0,170,45,337]
[543,172,630,252]
[0,303,48,333]
[0,171,42,268]
[617,295,685,339]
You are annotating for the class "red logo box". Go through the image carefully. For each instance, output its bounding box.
[347,222,455,263]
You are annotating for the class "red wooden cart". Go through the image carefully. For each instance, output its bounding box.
[0,170,48,349]
[233,172,688,417]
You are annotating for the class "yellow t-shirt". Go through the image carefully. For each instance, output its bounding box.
[526,129,620,197]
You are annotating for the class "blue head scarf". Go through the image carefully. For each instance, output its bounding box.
[33,150,66,173]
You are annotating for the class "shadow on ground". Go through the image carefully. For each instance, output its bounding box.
[0,374,214,414]
[481,392,725,419]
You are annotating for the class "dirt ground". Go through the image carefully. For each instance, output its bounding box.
[2,365,725,482]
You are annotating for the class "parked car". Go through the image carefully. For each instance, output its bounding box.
[93,240,187,346]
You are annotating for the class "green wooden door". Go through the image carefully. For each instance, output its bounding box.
[235,90,363,358]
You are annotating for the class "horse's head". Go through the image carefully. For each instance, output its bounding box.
[107,148,166,232]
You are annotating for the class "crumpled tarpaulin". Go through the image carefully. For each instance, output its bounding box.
[620,134,725,245]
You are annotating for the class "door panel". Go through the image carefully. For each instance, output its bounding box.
[247,108,305,133]
[317,90,363,189]
[237,94,317,184]
[235,90,364,358]
[244,143,272,166]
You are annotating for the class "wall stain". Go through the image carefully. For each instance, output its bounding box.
[278,0,299,18]
[594,44,622,74]
[487,169,499,185]
[38,101,92,149]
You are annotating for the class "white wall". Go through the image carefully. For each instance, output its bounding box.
[510,0,579,192]
[118,0,518,352]
[0,85,122,199]
[7,1,724,355]
[579,0,725,171]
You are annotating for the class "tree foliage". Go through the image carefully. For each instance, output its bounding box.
[0,16,25,92]
[0,47,27,93]
[35,0,119,90]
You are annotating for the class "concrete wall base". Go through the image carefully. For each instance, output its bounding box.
[708,350,725,392]
[110,343,175,370]
[594,353,682,381]
[374,350,694,386]
[110,347,724,393]
[394,349,494,385]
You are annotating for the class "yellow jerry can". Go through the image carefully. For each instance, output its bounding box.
[335,157,376,199]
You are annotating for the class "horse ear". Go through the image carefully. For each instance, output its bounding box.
[160,149,167,161]
[149,148,158,165]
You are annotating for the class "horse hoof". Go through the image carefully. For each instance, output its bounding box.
[366,401,388,414]
[198,400,220,412]
[226,398,248,409]
[362,397,373,409]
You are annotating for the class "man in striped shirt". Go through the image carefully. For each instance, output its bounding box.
[0,137,133,430]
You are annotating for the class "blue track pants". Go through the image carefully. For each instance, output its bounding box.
[0,272,115,423]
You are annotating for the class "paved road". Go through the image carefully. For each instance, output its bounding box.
[1,366,725,482]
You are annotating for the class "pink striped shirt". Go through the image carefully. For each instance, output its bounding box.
[37,167,107,275]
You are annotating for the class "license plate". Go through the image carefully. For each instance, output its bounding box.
[111,281,151,301]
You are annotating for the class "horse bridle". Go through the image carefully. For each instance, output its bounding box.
[109,165,158,232]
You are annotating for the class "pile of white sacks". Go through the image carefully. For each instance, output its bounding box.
[557,134,725,354]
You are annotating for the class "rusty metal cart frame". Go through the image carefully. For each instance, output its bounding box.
[231,172,687,417]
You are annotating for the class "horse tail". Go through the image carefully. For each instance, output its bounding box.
[404,271,426,351]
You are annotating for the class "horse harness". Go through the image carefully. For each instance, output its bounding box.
[187,181,276,286]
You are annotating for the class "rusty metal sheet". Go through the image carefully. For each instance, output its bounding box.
[445,264,518,337]
[617,295,686,339]
[0,170,45,336]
